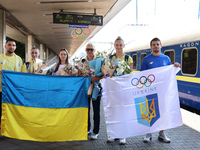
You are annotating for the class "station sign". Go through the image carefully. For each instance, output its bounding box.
[53,13,103,26]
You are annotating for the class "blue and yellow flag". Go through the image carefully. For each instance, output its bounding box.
[1,70,90,142]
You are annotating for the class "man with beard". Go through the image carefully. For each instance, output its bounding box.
[0,40,24,124]
[141,37,180,143]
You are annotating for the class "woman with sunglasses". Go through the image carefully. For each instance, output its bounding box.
[53,48,69,75]
[79,43,103,140]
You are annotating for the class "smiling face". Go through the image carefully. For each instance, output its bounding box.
[86,45,95,58]
[114,40,125,53]
[59,50,68,62]
[31,48,40,61]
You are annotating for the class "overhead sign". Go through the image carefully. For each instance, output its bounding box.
[53,13,103,26]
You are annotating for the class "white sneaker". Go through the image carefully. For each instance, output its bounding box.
[107,138,115,143]
[158,132,170,143]
[90,133,99,140]
[87,130,92,135]
[143,133,152,143]
[119,138,126,145]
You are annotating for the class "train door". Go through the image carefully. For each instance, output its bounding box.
[132,54,138,70]
[164,49,175,64]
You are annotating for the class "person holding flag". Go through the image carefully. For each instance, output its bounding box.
[141,37,180,143]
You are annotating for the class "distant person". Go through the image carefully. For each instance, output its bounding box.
[141,37,180,143]
[52,48,69,75]
[0,40,25,124]
[107,36,133,145]
[23,47,44,73]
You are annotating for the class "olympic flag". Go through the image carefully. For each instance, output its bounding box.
[102,65,183,139]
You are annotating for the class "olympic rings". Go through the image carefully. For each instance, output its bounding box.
[67,27,90,38]
[131,74,155,89]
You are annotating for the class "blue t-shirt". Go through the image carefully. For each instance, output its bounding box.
[141,53,171,71]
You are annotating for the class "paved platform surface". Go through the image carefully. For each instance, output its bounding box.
[0,101,200,150]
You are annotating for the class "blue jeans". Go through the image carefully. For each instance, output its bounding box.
[88,94,101,134]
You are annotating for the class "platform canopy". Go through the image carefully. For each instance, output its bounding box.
[0,0,131,56]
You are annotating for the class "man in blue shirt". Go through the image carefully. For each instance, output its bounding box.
[141,37,180,143]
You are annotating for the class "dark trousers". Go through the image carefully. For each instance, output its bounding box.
[88,94,101,134]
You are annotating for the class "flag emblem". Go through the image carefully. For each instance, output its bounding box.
[134,93,160,127]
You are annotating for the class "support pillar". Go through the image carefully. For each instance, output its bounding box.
[26,35,34,61]
[0,9,6,54]
[39,44,44,60]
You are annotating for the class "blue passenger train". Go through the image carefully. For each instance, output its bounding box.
[124,31,200,114]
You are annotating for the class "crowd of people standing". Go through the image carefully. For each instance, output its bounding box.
[0,36,180,145]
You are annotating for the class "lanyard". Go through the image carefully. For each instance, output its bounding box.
[2,53,19,71]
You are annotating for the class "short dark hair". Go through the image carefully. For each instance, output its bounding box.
[31,46,39,51]
[6,40,16,44]
[150,37,161,46]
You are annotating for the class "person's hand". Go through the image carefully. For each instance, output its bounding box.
[0,70,2,74]
[174,62,180,68]
[83,73,89,77]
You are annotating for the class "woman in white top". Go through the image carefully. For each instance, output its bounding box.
[53,48,69,75]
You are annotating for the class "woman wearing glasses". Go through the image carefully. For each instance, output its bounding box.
[79,43,102,140]
[53,48,69,75]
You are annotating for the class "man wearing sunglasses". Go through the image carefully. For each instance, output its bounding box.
[23,47,44,73]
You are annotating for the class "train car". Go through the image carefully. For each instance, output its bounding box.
[124,30,200,114]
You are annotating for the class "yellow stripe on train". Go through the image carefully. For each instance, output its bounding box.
[176,75,200,84]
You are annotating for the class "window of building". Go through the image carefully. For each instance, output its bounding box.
[132,54,137,69]
[164,49,175,64]
[182,48,198,75]
[140,53,147,68]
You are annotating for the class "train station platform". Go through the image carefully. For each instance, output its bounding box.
[0,102,200,150]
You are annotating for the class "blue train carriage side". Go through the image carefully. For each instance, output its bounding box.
[124,32,200,113]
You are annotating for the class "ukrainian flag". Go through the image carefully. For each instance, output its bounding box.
[1,70,90,142]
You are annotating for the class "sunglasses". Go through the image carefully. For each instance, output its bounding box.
[86,48,94,52]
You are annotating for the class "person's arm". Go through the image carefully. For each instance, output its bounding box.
[91,76,103,82]
[129,63,133,70]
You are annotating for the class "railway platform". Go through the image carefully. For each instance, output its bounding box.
[0,102,200,150]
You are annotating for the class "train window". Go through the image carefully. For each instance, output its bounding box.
[182,48,197,75]
[132,54,137,69]
[164,50,175,64]
[140,53,147,68]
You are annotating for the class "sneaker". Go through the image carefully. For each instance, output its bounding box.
[119,138,126,145]
[158,132,170,143]
[143,133,152,143]
[87,130,92,135]
[107,138,115,143]
[90,133,99,140]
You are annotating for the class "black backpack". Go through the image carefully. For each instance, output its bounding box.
[109,54,129,62]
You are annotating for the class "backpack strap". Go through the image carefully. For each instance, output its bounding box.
[110,54,130,62]
[125,55,129,62]
[109,54,116,60]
